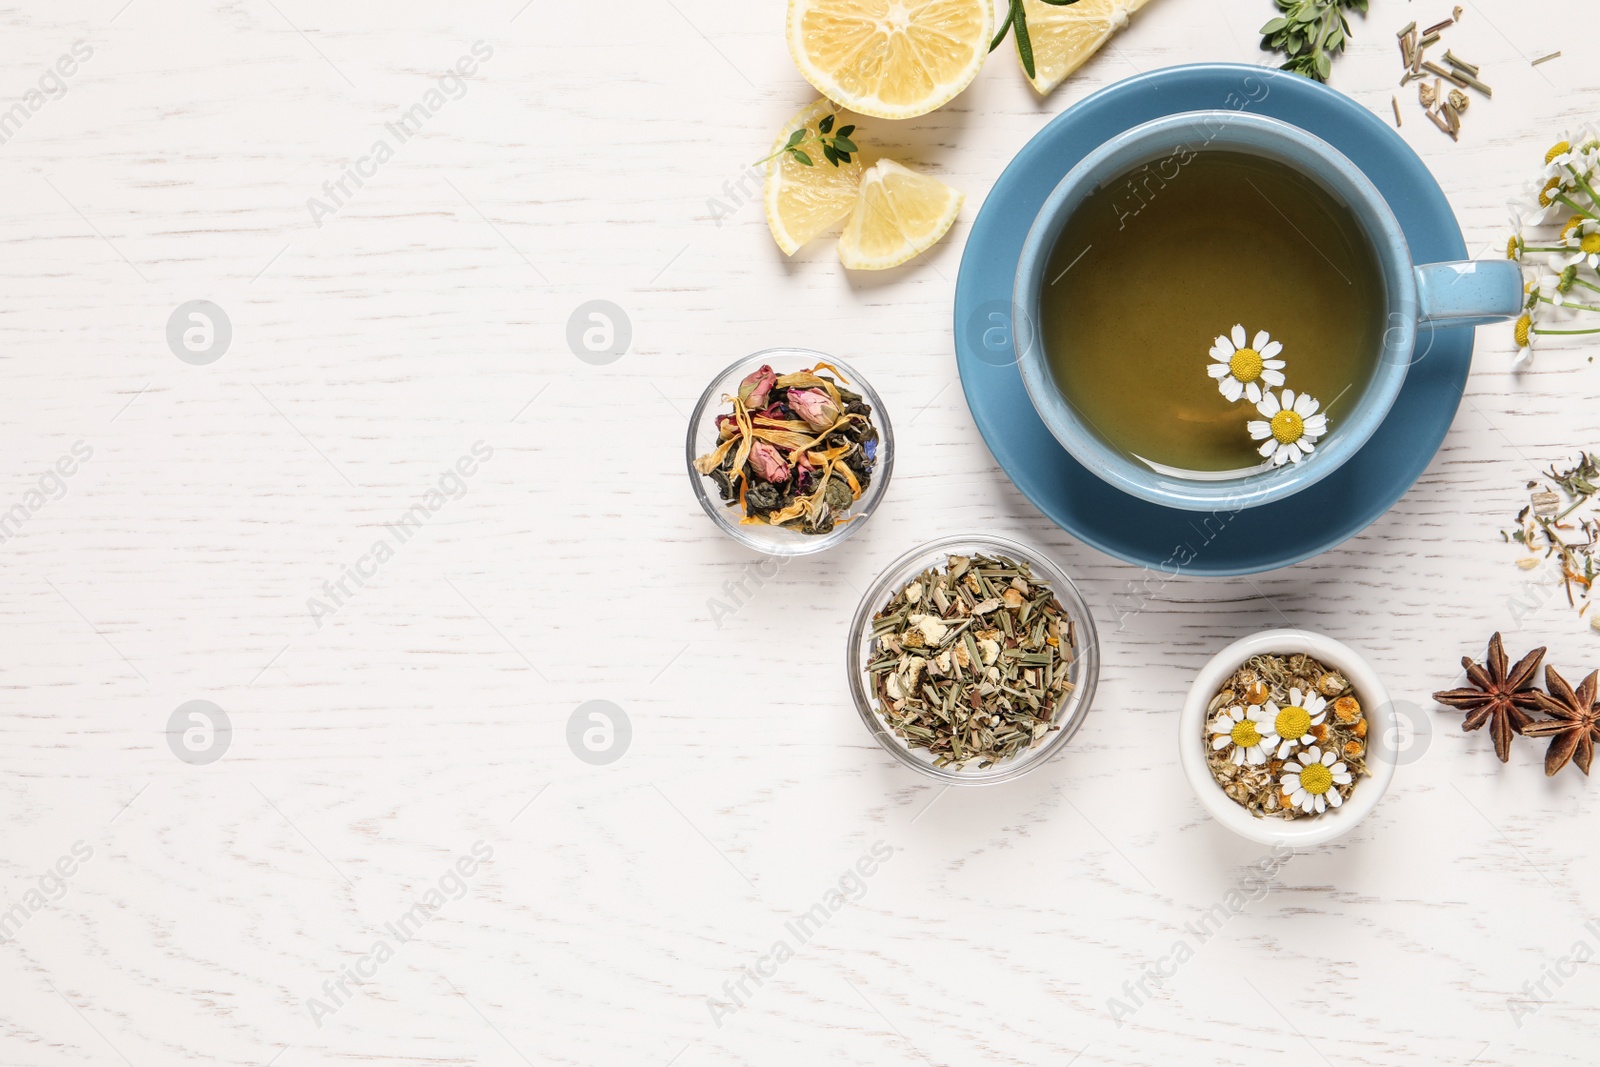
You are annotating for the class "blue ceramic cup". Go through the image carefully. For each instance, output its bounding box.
[1013,110,1522,513]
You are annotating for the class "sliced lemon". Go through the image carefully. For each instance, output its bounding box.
[1017,0,1156,95]
[787,0,993,121]
[765,99,866,256]
[837,159,963,271]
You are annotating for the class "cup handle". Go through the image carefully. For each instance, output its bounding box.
[1414,259,1523,329]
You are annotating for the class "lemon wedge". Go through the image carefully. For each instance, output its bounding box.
[765,99,866,256]
[1016,0,1155,95]
[837,159,963,271]
[787,0,993,120]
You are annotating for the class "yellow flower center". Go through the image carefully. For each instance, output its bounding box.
[1230,720,1262,748]
[1547,140,1571,164]
[1229,347,1264,382]
[1515,314,1532,347]
[1506,236,1522,260]
[1540,178,1561,207]
[1563,216,1585,238]
[1582,234,1600,254]
[1298,762,1333,795]
[1270,410,1304,444]
[1276,706,1312,740]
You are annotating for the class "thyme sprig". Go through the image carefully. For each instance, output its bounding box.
[756,111,858,168]
[989,0,1083,80]
[1259,0,1367,82]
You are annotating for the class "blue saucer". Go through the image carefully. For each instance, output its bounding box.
[955,63,1472,575]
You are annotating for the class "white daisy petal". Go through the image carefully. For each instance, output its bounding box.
[1248,420,1271,440]
[1247,748,1266,765]
[1284,761,1303,774]
[1222,378,1244,402]
[1212,736,1232,750]
[1332,772,1352,785]
[1289,688,1303,704]
[1275,447,1294,466]
[1303,414,1327,434]
[1327,789,1343,808]
[1231,747,1245,765]
[1214,335,1235,354]
[1294,392,1319,417]
[1282,389,1297,411]
[1258,392,1281,417]
[1210,346,1230,362]
[1260,438,1279,459]
[1282,774,1302,790]
[1245,381,1262,404]
[1261,341,1283,359]
[1296,438,1314,454]
[1262,369,1286,387]
[1252,330,1270,350]
[1313,794,1326,813]
[1208,363,1230,378]
[1232,324,1247,348]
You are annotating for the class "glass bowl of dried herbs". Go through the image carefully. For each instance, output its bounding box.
[1179,629,1399,847]
[687,350,891,556]
[848,535,1100,785]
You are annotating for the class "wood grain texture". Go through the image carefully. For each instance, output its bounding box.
[0,1,1597,1065]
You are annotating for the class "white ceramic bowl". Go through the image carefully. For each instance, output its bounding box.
[1179,628,1397,847]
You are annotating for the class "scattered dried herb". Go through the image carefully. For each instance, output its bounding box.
[1526,666,1600,776]
[1204,652,1367,819]
[1503,453,1600,620]
[867,553,1076,769]
[694,362,878,535]
[1393,7,1488,139]
[1260,0,1367,83]
[1432,633,1545,762]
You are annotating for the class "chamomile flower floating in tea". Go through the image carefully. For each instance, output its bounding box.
[1281,746,1353,814]
[1247,389,1328,466]
[1210,705,1269,766]
[1255,688,1329,759]
[1207,325,1287,404]
[693,361,878,535]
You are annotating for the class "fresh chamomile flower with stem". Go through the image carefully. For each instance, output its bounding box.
[1210,704,1269,766]
[1280,745,1352,815]
[1515,306,1600,366]
[1250,687,1329,759]
[1208,325,1286,404]
[1561,219,1600,271]
[1247,389,1327,466]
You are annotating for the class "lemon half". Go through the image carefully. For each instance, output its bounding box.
[787,0,993,120]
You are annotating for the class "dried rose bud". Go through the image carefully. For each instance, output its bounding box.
[738,364,776,410]
[715,413,739,440]
[786,387,841,430]
[748,440,790,484]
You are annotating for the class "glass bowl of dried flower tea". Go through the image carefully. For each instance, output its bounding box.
[847,535,1101,785]
[687,350,891,556]
[1180,629,1398,847]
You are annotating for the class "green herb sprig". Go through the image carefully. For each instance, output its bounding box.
[756,112,858,169]
[1259,0,1367,82]
[989,0,1083,80]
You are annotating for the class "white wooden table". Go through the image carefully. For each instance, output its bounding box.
[2,2,1598,1064]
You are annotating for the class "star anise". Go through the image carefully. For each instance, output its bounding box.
[1524,665,1600,776]
[1432,632,1546,763]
